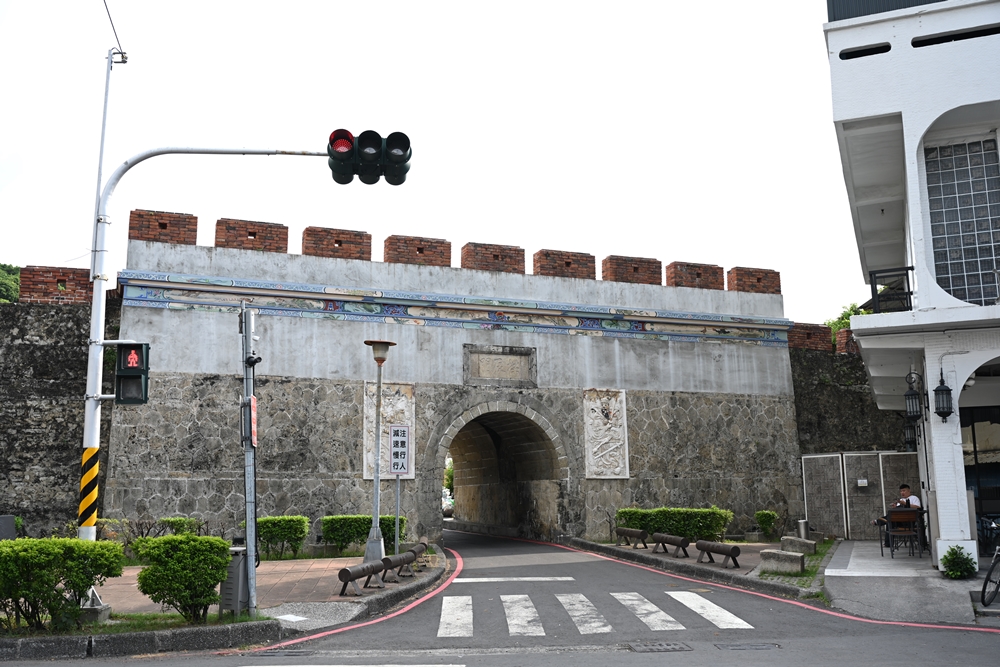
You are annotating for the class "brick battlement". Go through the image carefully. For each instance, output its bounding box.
[215,218,288,253]
[19,266,93,304]
[129,210,198,245]
[533,250,596,280]
[727,267,781,294]
[120,207,783,292]
[461,243,525,274]
[836,328,859,354]
[665,262,724,290]
[302,227,371,260]
[788,323,833,352]
[602,256,662,285]
[384,235,451,267]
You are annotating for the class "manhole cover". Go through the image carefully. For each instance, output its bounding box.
[629,641,693,653]
[715,643,780,650]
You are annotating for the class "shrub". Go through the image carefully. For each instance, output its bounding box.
[444,458,454,494]
[754,510,779,538]
[616,506,734,541]
[256,516,310,559]
[133,534,230,623]
[939,545,977,579]
[158,517,203,535]
[321,515,407,552]
[0,538,123,631]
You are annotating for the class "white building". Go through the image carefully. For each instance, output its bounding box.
[825,0,1000,566]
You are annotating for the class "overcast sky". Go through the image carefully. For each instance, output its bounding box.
[0,1,868,324]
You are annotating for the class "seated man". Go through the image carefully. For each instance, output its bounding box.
[871,484,922,546]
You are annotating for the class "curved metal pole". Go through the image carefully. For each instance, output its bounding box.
[79,147,324,540]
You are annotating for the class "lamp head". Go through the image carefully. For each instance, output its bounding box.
[364,340,396,366]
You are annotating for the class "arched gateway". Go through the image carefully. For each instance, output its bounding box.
[435,402,568,539]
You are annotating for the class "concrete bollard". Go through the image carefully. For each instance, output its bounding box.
[759,549,805,574]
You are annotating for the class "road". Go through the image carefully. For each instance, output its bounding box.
[44,530,1000,667]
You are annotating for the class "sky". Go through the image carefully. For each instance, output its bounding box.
[0,1,869,324]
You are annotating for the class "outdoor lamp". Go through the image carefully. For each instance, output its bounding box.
[903,422,917,451]
[903,372,923,422]
[364,340,396,366]
[934,371,953,422]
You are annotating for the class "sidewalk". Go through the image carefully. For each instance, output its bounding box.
[99,552,445,633]
[823,540,999,626]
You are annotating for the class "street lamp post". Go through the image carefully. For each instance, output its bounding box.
[364,340,395,563]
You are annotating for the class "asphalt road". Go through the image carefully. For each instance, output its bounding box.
[37,530,1000,667]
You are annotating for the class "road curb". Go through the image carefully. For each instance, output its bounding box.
[357,546,448,618]
[560,536,809,599]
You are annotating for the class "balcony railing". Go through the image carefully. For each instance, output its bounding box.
[869,266,914,313]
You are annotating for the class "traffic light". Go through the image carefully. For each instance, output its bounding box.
[115,343,150,405]
[326,129,411,185]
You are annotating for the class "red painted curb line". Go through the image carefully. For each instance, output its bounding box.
[249,547,465,651]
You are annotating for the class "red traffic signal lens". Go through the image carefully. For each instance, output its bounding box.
[329,129,354,153]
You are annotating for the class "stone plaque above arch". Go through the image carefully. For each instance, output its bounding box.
[584,388,629,479]
[364,383,415,480]
[463,344,537,388]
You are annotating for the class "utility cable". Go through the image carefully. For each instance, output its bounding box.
[103,0,124,53]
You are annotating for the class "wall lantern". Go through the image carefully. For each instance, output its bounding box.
[934,371,953,422]
[903,372,923,422]
[903,421,917,452]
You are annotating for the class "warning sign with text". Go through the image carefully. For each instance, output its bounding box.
[388,425,410,476]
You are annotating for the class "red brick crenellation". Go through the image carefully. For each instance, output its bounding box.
[601,256,661,285]
[788,323,833,352]
[215,219,288,253]
[18,266,93,304]
[836,328,859,354]
[665,262,724,290]
[727,267,781,294]
[532,250,596,280]
[384,235,451,267]
[461,243,525,274]
[128,210,198,245]
[302,227,371,260]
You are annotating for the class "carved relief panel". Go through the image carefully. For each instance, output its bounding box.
[363,382,415,480]
[583,388,629,479]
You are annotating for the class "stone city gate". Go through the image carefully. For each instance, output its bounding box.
[101,210,804,544]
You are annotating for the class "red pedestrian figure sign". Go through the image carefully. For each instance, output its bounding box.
[126,348,140,368]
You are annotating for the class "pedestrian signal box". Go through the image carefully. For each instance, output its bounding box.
[115,343,150,405]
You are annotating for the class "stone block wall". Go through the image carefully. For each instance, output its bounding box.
[727,267,781,294]
[788,323,834,352]
[384,235,451,267]
[664,262,724,290]
[461,243,525,274]
[532,250,596,279]
[214,219,288,253]
[601,256,662,285]
[301,227,371,260]
[129,210,198,245]
[18,267,93,305]
[0,301,119,537]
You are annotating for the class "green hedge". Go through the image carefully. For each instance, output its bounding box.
[0,538,123,631]
[256,516,309,558]
[616,506,734,541]
[321,515,407,552]
[158,517,203,535]
[133,534,230,623]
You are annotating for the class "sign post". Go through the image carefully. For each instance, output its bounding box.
[387,425,410,555]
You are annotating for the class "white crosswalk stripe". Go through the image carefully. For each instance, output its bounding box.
[437,591,753,637]
[610,592,685,630]
[666,591,754,629]
[555,593,614,634]
[500,595,546,636]
[438,596,474,637]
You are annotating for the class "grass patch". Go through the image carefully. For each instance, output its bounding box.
[1,611,271,637]
[757,539,835,588]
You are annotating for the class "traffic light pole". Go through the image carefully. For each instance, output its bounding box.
[81,146,325,540]
[239,302,259,619]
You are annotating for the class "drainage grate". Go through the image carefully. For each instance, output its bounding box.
[715,643,780,650]
[257,650,315,657]
[629,641,693,653]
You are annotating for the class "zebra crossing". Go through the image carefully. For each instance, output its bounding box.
[437,590,753,637]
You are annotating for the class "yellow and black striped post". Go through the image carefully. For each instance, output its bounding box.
[78,447,100,540]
